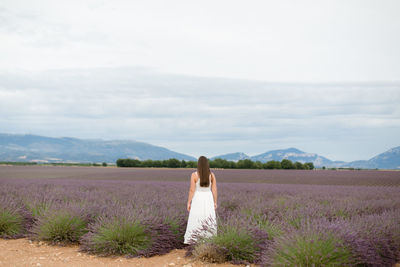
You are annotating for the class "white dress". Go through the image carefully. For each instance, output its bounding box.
[184,172,217,244]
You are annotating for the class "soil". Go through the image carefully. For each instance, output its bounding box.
[0,238,254,267]
[0,239,399,267]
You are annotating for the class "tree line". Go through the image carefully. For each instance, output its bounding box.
[116,158,314,170]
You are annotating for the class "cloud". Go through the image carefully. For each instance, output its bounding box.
[1,0,400,81]
[0,0,399,160]
[1,67,399,161]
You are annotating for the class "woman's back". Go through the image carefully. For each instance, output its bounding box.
[184,170,216,244]
[195,171,212,192]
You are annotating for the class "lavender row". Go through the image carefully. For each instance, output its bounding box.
[0,178,399,266]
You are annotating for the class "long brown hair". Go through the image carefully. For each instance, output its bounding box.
[197,156,210,187]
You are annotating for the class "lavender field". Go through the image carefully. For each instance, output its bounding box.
[1,165,400,185]
[0,166,400,266]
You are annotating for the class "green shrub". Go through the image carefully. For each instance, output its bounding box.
[165,217,182,239]
[287,216,302,230]
[29,203,51,219]
[194,224,260,263]
[33,211,88,243]
[0,209,24,237]
[271,232,352,267]
[89,219,152,256]
[244,210,283,241]
[334,209,351,219]
[258,219,283,240]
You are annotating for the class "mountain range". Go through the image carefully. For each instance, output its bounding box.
[212,148,341,166]
[212,147,400,169]
[0,133,399,169]
[0,133,195,163]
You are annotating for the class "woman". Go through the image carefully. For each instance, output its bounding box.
[184,156,218,244]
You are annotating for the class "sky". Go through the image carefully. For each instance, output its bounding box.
[0,0,399,161]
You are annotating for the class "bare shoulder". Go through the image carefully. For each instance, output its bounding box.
[211,171,216,182]
[191,171,198,182]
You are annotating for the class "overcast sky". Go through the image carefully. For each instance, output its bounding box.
[1,0,399,161]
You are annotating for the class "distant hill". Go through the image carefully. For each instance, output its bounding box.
[250,147,344,167]
[211,147,400,169]
[211,152,250,162]
[212,148,342,167]
[1,133,399,169]
[346,146,400,169]
[0,133,196,163]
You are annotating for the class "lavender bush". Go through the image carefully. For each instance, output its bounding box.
[186,215,269,264]
[0,209,24,238]
[0,176,399,266]
[265,218,354,266]
[0,195,32,238]
[81,216,153,256]
[31,209,89,244]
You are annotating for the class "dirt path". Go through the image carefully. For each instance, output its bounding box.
[0,238,253,267]
[2,239,398,267]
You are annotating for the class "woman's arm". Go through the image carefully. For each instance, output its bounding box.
[211,172,218,209]
[187,172,196,212]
